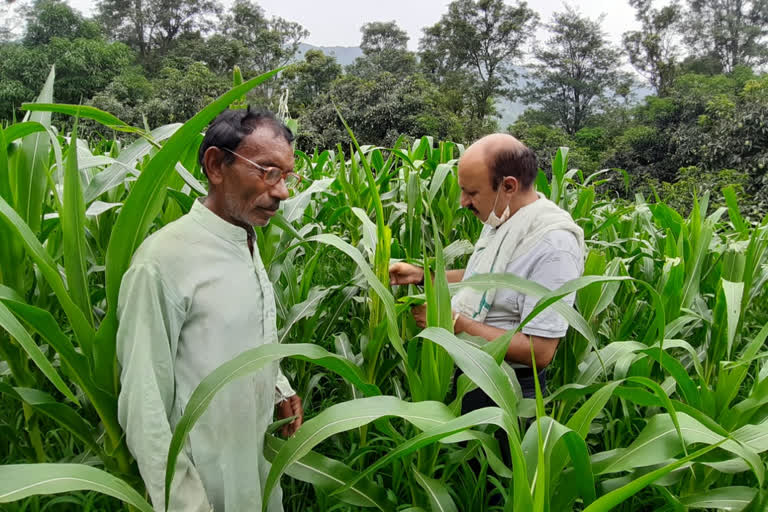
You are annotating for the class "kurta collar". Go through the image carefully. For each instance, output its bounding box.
[190,198,251,244]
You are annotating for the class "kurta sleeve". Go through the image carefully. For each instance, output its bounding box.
[116,263,212,512]
[275,367,296,404]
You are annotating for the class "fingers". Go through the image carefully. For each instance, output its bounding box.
[279,396,303,437]
[389,262,422,285]
[389,262,406,285]
[291,396,303,427]
[410,304,427,328]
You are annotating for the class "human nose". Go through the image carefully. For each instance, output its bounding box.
[270,178,289,201]
[460,192,471,208]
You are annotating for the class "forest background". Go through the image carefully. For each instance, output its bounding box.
[3,0,768,213]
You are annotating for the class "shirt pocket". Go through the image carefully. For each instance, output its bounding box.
[502,290,525,320]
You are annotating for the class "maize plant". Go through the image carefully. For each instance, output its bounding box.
[1,69,767,512]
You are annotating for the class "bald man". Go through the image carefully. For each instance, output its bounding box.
[390,134,584,412]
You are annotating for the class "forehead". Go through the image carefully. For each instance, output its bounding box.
[457,151,491,190]
[236,127,294,166]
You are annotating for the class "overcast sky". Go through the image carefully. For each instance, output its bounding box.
[53,0,641,50]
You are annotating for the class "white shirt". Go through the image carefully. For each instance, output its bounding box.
[484,229,584,338]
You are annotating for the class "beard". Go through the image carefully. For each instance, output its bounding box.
[222,189,279,227]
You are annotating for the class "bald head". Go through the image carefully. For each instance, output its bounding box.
[463,133,538,190]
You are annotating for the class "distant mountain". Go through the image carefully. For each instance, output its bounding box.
[294,44,652,127]
[296,43,363,67]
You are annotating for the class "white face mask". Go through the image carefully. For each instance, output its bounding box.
[484,186,510,228]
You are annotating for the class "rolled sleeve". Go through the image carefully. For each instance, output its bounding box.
[275,367,296,403]
[520,250,581,339]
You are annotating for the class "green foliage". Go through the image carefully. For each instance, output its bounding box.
[654,166,751,214]
[0,35,133,121]
[23,0,101,46]
[359,21,409,54]
[283,50,343,114]
[296,73,464,150]
[522,7,629,135]
[95,0,221,62]
[622,0,683,96]
[2,69,768,512]
[420,0,537,135]
[683,0,768,72]
[223,0,308,74]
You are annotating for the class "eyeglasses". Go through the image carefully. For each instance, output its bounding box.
[220,147,302,188]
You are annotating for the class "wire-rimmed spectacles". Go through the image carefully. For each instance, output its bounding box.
[220,147,302,188]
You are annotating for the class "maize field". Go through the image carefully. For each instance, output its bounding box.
[1,69,768,512]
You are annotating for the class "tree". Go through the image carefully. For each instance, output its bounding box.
[282,49,342,114]
[223,0,308,74]
[166,32,248,75]
[0,15,133,122]
[360,21,408,54]
[683,0,768,72]
[95,0,220,61]
[348,21,417,78]
[142,60,229,126]
[297,73,465,150]
[419,0,537,132]
[44,37,135,104]
[623,0,683,96]
[23,0,101,46]
[522,7,627,135]
[0,43,49,120]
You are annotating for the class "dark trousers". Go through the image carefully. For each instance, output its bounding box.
[458,366,547,466]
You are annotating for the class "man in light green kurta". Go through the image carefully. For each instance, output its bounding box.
[116,108,304,512]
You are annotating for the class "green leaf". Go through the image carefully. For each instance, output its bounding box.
[413,328,534,510]
[521,416,596,506]
[308,234,407,361]
[723,185,748,236]
[0,301,77,404]
[0,385,100,458]
[722,280,745,360]
[680,486,757,511]
[83,123,182,203]
[330,408,519,498]
[4,121,46,146]
[165,342,378,509]
[0,196,95,352]
[413,468,458,512]
[0,293,121,448]
[428,162,455,203]
[582,442,723,512]
[548,381,622,501]
[263,397,487,512]
[21,103,132,132]
[60,117,93,324]
[16,66,54,234]
[0,464,152,512]
[593,413,763,485]
[278,286,336,343]
[264,435,393,511]
[417,327,517,420]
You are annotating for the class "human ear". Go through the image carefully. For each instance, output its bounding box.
[203,147,225,186]
[503,176,518,194]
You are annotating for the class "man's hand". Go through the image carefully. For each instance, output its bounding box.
[411,304,427,328]
[277,395,303,437]
[389,262,424,285]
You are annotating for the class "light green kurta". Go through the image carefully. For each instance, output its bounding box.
[116,199,294,512]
